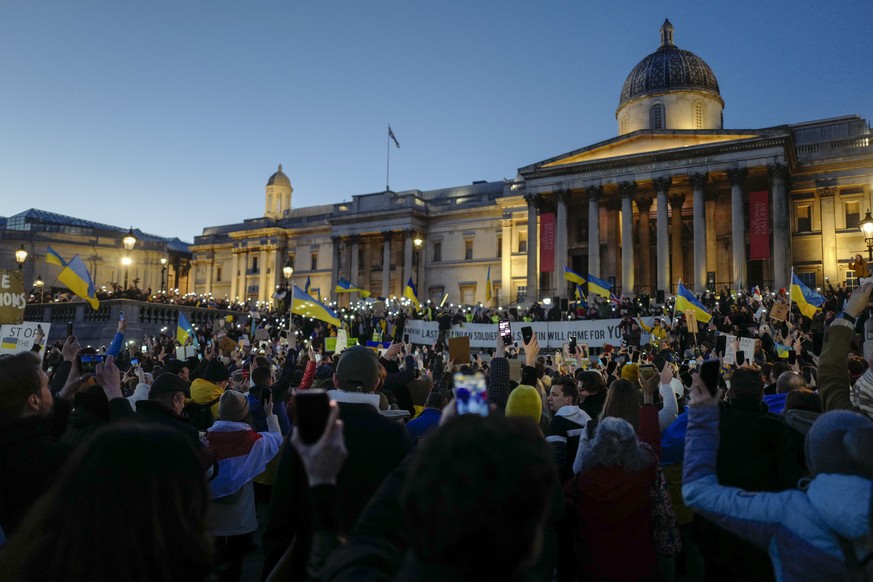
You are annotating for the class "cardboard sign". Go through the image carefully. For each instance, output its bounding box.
[175,346,198,360]
[219,335,238,355]
[334,329,348,354]
[448,336,471,365]
[0,270,26,325]
[685,311,699,334]
[769,303,789,322]
[0,322,51,354]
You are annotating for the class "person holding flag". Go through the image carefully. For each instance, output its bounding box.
[45,246,100,310]
[177,312,199,348]
[404,277,420,308]
[674,281,712,324]
[790,271,824,318]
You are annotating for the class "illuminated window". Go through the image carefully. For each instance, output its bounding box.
[518,231,528,253]
[694,102,704,129]
[845,200,861,229]
[651,103,665,129]
[796,205,812,232]
[797,272,816,289]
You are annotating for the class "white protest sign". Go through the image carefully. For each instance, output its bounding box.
[0,322,51,355]
[334,328,348,354]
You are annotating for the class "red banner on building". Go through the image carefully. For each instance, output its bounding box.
[749,190,770,260]
[540,212,555,272]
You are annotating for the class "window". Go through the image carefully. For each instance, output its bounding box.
[459,284,476,305]
[465,240,473,261]
[518,231,528,253]
[311,252,318,271]
[433,242,442,263]
[216,267,222,282]
[845,200,861,229]
[358,248,364,267]
[797,272,817,290]
[497,235,502,258]
[620,113,629,134]
[517,285,527,303]
[796,205,812,232]
[252,256,259,273]
[651,103,665,130]
[693,102,704,129]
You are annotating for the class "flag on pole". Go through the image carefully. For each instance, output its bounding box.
[403,277,420,308]
[177,312,199,347]
[56,254,100,310]
[291,286,341,327]
[304,276,311,295]
[335,277,371,298]
[574,285,588,307]
[790,272,823,318]
[388,126,400,148]
[674,281,712,323]
[563,266,585,286]
[485,266,492,303]
[587,273,613,299]
[46,246,66,268]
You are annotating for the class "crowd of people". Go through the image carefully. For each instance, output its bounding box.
[1,278,872,581]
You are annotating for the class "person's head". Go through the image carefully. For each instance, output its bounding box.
[784,389,822,414]
[769,361,791,384]
[547,377,578,413]
[148,373,191,415]
[424,392,447,411]
[578,416,654,473]
[333,346,381,393]
[0,351,52,420]
[505,384,543,424]
[729,367,764,402]
[202,360,230,389]
[218,391,250,424]
[0,424,213,581]
[402,415,556,580]
[776,371,807,394]
[254,355,270,369]
[600,379,641,432]
[576,370,606,395]
[805,410,873,479]
[251,366,272,388]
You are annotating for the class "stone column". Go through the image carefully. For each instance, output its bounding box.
[636,196,653,295]
[654,177,672,296]
[381,231,392,298]
[349,234,360,286]
[604,198,621,285]
[670,193,686,286]
[818,187,838,283]
[267,247,277,304]
[205,257,214,295]
[690,172,708,292]
[727,168,748,289]
[524,193,540,300]
[769,163,790,290]
[619,181,637,296]
[501,219,512,303]
[229,250,239,301]
[330,236,340,301]
[586,186,602,278]
[403,230,414,289]
[555,189,569,298]
[258,248,268,303]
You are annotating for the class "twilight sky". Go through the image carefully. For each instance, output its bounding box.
[1,0,871,243]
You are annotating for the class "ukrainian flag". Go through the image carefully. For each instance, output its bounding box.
[1,337,18,350]
[790,272,822,318]
[775,343,791,359]
[587,273,613,299]
[574,285,587,307]
[304,275,311,295]
[46,246,66,268]
[485,266,492,303]
[404,277,421,308]
[675,281,712,323]
[335,277,371,298]
[563,266,585,286]
[57,254,99,310]
[177,312,199,347]
[292,285,341,327]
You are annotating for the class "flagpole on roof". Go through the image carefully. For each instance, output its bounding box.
[386,123,391,191]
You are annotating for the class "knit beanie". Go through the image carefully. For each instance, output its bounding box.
[621,363,640,384]
[204,360,230,383]
[218,390,249,422]
[505,384,542,424]
[805,410,873,479]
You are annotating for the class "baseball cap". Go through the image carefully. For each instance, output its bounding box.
[148,373,191,399]
[335,346,380,392]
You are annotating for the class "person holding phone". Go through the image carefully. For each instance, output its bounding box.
[261,346,413,580]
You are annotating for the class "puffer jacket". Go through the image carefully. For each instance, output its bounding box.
[683,405,872,581]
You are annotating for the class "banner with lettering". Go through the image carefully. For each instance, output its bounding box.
[749,190,770,260]
[0,270,26,325]
[0,322,51,355]
[540,212,556,273]
[403,318,655,349]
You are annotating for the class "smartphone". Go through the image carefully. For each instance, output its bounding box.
[403,333,410,344]
[735,351,745,366]
[453,372,488,416]
[568,335,577,351]
[631,350,640,363]
[699,359,720,397]
[119,311,125,321]
[801,366,814,384]
[130,357,139,367]
[78,354,106,374]
[715,335,727,355]
[521,326,534,345]
[67,322,73,337]
[314,352,322,364]
[606,361,618,376]
[787,351,797,365]
[653,354,667,373]
[141,345,148,354]
[259,386,272,408]
[393,327,404,343]
[498,320,513,346]
[293,390,331,444]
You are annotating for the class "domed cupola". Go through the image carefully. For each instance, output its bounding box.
[264,164,293,219]
[616,20,724,134]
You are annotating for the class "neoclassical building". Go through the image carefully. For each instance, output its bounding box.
[190,20,873,305]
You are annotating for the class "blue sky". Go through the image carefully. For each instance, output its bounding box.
[1,1,871,243]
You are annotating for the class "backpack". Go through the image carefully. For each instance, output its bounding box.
[183,396,222,431]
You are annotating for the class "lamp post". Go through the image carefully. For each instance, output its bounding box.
[413,235,423,290]
[283,261,294,338]
[860,209,873,265]
[34,275,44,303]
[122,227,137,290]
[160,257,168,295]
[15,244,27,270]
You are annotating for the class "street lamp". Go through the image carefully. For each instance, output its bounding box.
[121,256,132,289]
[34,275,44,303]
[283,261,294,338]
[15,244,27,270]
[121,227,137,291]
[160,257,168,294]
[860,209,873,264]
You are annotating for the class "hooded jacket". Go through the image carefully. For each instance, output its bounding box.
[189,378,225,419]
[545,405,591,480]
[683,405,872,581]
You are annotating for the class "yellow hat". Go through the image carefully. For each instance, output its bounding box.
[621,363,640,384]
[505,384,542,424]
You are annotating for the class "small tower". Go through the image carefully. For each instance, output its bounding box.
[264,164,293,219]
[660,18,674,48]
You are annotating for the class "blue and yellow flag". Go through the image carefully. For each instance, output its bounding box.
[587,273,613,299]
[775,343,792,359]
[574,285,588,307]
[304,275,311,295]
[335,277,371,298]
[675,281,712,323]
[404,277,420,308]
[57,254,99,310]
[790,272,823,318]
[177,312,199,347]
[292,285,341,327]
[563,266,585,285]
[46,246,66,268]
[485,266,492,303]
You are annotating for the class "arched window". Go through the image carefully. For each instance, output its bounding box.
[651,103,665,129]
[620,113,629,134]
[693,102,704,129]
